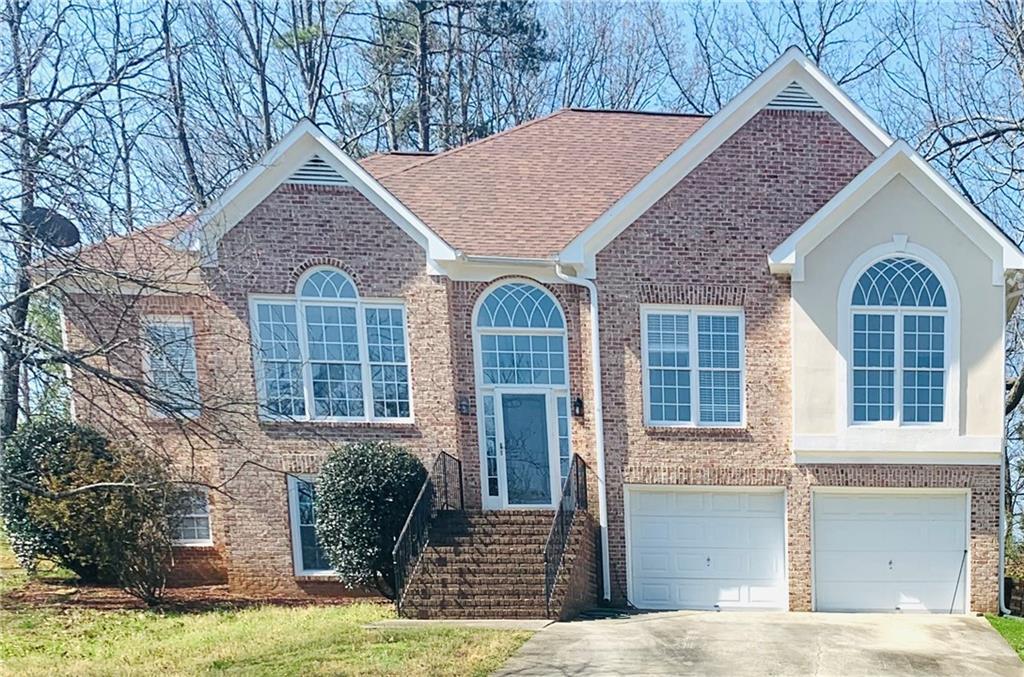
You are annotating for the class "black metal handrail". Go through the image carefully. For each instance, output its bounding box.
[543,454,588,617]
[392,451,463,614]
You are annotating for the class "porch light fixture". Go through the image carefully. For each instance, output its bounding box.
[457,395,471,416]
[572,396,584,418]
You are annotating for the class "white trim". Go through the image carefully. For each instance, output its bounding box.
[170,486,213,547]
[286,474,335,577]
[248,268,415,424]
[561,47,893,275]
[140,314,201,420]
[191,119,457,270]
[809,487,970,614]
[770,141,1024,282]
[623,484,789,611]
[639,305,746,428]
[471,278,570,511]
[794,448,1001,466]
[833,244,961,447]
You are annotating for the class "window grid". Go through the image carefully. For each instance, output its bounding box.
[480,332,566,386]
[305,304,363,418]
[849,256,947,426]
[902,314,945,423]
[170,490,211,544]
[643,308,744,427]
[366,307,411,418]
[292,477,331,573]
[143,318,201,417]
[254,303,306,417]
[251,269,412,423]
[556,396,571,484]
[852,313,896,422]
[483,395,498,497]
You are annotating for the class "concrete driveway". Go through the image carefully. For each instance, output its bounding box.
[494,611,1022,676]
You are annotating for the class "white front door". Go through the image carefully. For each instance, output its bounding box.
[626,487,787,610]
[494,391,560,508]
[813,490,969,613]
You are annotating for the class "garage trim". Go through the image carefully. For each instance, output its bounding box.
[810,486,970,613]
[624,484,790,611]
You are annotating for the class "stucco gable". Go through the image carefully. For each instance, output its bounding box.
[769,141,1024,285]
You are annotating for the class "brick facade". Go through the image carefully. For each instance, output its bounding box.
[64,108,1003,613]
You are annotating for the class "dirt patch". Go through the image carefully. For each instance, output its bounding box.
[1,577,371,613]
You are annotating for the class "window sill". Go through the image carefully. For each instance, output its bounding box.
[172,541,215,548]
[260,418,416,430]
[295,572,337,581]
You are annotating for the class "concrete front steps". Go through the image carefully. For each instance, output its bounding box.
[399,509,597,619]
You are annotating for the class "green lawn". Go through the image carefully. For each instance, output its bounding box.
[0,530,530,676]
[989,614,1024,661]
[0,603,529,676]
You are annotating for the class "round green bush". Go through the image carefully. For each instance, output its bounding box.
[0,419,112,579]
[315,441,426,598]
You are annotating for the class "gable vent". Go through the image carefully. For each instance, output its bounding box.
[766,81,823,111]
[286,154,349,186]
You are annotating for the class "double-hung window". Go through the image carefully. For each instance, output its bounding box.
[170,489,212,546]
[250,268,412,422]
[287,475,332,575]
[850,256,947,424]
[142,316,200,417]
[642,307,744,427]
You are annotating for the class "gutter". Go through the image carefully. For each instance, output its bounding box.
[554,262,612,602]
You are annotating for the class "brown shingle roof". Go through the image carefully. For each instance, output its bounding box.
[361,109,708,258]
[359,151,436,177]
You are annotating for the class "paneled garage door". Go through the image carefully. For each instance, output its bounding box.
[626,487,787,610]
[813,491,968,613]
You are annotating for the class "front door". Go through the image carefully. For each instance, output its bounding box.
[498,392,556,507]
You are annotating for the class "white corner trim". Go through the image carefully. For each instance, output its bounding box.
[192,119,457,269]
[770,141,1024,282]
[560,46,893,275]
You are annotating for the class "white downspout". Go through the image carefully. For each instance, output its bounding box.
[555,263,611,601]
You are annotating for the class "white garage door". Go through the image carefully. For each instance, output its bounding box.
[626,487,787,610]
[813,491,968,613]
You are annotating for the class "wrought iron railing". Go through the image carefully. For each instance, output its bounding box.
[543,453,589,617]
[392,451,463,614]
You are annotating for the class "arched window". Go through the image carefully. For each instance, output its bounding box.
[850,256,947,424]
[474,282,571,506]
[250,267,411,421]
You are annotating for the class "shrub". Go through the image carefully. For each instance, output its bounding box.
[0,419,181,604]
[315,441,426,598]
[0,419,111,579]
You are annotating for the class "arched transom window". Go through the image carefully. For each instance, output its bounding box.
[850,256,947,424]
[250,267,411,421]
[474,282,571,505]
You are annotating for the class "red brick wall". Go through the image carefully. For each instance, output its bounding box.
[590,108,999,613]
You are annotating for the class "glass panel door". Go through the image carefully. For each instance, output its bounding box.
[500,393,551,505]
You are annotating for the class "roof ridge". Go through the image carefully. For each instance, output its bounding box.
[372,109,575,180]
[567,107,712,119]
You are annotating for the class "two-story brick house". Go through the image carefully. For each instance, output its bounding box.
[62,48,1024,616]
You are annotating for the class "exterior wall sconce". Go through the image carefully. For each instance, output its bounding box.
[457,395,471,416]
[572,396,585,418]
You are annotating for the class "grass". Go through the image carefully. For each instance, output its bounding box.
[0,531,531,676]
[989,614,1024,661]
[0,603,530,676]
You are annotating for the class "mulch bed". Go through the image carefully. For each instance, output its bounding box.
[1,576,370,613]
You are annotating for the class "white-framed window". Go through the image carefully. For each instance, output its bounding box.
[170,489,212,546]
[474,281,572,499]
[250,267,413,422]
[286,475,332,576]
[141,316,200,417]
[641,306,745,427]
[849,256,947,424]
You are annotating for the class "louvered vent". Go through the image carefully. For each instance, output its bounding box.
[286,154,349,186]
[766,81,823,111]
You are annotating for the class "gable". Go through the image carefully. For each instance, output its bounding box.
[770,141,1024,285]
[191,119,456,270]
[559,46,893,276]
